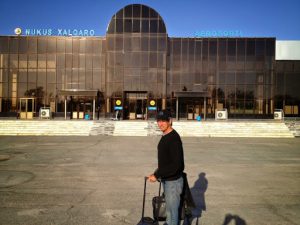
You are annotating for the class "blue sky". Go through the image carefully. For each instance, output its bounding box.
[0,0,299,39]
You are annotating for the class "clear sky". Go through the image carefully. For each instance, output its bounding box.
[0,0,299,39]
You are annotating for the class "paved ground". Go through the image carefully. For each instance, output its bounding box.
[0,136,299,225]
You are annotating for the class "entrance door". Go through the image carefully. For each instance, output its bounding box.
[19,98,35,119]
[125,92,147,120]
[71,97,93,119]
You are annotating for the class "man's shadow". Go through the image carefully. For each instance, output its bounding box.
[184,172,208,225]
[222,214,247,225]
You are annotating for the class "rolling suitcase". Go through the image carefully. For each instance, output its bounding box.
[136,177,159,225]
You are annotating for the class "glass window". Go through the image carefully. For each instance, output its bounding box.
[79,69,85,88]
[66,54,72,68]
[93,55,101,68]
[86,69,93,89]
[18,69,27,82]
[65,39,72,54]
[266,39,275,56]
[72,39,79,53]
[150,37,157,51]
[93,40,105,54]
[56,68,65,84]
[149,9,158,18]
[79,39,86,53]
[115,53,124,66]
[132,37,140,51]
[116,9,123,19]
[236,72,245,84]
[38,38,47,53]
[158,20,166,33]
[85,55,93,69]
[19,54,27,69]
[72,54,79,68]
[28,69,37,83]
[0,55,8,68]
[116,19,123,33]
[47,54,56,68]
[86,40,93,53]
[57,39,65,53]
[47,39,56,53]
[10,54,18,68]
[132,5,141,18]
[57,54,65,68]
[37,69,46,87]
[107,19,116,34]
[47,69,56,83]
[125,19,132,32]
[142,5,149,18]
[0,37,9,53]
[116,36,123,50]
[150,20,158,33]
[245,72,256,84]
[10,38,19,53]
[79,54,85,68]
[141,36,149,51]
[158,36,166,51]
[19,37,27,54]
[132,19,140,32]
[149,52,157,67]
[125,5,132,18]
[141,52,149,67]
[142,20,149,33]
[27,38,37,53]
[256,40,265,56]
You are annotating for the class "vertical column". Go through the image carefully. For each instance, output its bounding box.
[204,97,206,120]
[176,97,179,120]
[64,98,67,120]
[93,97,96,120]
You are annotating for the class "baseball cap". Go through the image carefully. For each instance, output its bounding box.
[156,110,172,121]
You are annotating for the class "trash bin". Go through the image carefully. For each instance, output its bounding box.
[84,114,90,120]
[196,115,202,121]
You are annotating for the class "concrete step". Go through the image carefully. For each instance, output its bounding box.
[113,121,148,136]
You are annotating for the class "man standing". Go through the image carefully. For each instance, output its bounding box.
[148,110,185,225]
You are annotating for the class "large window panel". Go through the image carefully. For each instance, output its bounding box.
[47,39,56,53]
[132,37,141,51]
[37,69,46,87]
[93,55,101,68]
[38,54,46,68]
[37,38,47,53]
[18,69,27,83]
[0,37,9,53]
[47,54,56,68]
[19,54,27,69]
[79,54,85,69]
[47,69,56,83]
[57,39,65,53]
[28,69,37,83]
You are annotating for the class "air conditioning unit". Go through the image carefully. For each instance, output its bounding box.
[40,108,51,119]
[274,109,284,120]
[215,109,228,120]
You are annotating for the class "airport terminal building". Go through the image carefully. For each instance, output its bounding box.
[0,4,299,120]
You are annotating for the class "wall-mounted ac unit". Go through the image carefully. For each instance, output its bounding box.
[274,109,284,120]
[40,108,50,119]
[215,109,228,120]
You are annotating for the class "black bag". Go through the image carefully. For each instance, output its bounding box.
[152,181,185,221]
[136,177,159,225]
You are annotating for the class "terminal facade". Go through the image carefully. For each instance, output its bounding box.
[0,4,299,120]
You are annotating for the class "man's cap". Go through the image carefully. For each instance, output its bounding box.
[156,110,172,121]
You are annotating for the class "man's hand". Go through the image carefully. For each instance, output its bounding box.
[147,174,157,182]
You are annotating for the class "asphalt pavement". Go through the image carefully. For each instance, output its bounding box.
[0,136,300,225]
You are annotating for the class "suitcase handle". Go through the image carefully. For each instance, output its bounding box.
[141,176,148,219]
